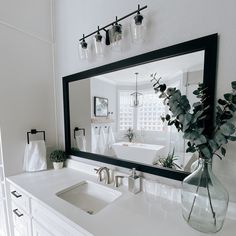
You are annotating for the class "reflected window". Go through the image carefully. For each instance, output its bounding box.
[119,89,166,131]
[137,90,166,131]
[119,90,134,130]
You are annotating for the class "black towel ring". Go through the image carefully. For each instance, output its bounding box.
[74,127,86,139]
[26,129,46,144]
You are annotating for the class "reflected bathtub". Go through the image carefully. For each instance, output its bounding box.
[112,142,165,165]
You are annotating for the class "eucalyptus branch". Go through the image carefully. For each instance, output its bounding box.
[151,76,236,160]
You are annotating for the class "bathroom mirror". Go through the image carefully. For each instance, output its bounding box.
[63,34,217,180]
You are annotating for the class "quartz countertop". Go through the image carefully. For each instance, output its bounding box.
[7,167,236,236]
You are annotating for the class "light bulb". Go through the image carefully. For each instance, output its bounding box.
[131,11,146,43]
[79,37,89,60]
[94,27,104,57]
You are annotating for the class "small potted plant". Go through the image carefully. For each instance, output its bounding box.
[153,149,181,169]
[124,128,135,142]
[49,150,68,169]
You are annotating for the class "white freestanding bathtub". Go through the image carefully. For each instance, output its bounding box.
[112,142,165,165]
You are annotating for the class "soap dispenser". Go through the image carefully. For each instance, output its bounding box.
[128,168,141,194]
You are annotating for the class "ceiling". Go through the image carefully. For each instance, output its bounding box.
[93,50,204,85]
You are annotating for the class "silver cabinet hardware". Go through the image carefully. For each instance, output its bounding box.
[11,190,22,198]
[13,208,23,217]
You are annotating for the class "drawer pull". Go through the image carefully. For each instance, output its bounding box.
[13,209,23,217]
[11,190,22,198]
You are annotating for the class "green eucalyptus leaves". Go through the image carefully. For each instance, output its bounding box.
[151,73,236,160]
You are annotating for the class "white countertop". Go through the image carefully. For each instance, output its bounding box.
[7,167,236,236]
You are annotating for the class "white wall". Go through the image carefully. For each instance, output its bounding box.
[54,0,236,201]
[0,0,57,176]
[69,79,91,151]
[90,78,117,122]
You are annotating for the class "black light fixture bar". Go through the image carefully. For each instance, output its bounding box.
[79,4,147,41]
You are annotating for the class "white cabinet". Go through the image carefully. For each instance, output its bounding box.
[0,201,7,236]
[10,184,30,213]
[9,183,31,236]
[31,199,85,236]
[0,167,4,199]
[32,220,53,236]
[11,202,31,236]
[8,182,86,236]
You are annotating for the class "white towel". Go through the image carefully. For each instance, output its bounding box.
[91,127,98,153]
[23,140,47,172]
[107,127,115,148]
[96,127,106,155]
[75,135,86,152]
[105,127,115,156]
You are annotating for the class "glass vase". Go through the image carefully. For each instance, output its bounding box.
[181,158,229,233]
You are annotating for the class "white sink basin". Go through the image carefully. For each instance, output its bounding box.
[56,181,122,215]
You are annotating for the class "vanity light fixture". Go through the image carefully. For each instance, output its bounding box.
[78,4,147,59]
[130,72,143,107]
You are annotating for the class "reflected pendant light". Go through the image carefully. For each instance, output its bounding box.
[130,72,143,107]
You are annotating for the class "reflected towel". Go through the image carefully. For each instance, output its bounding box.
[23,140,47,172]
[105,127,116,156]
[91,127,97,153]
[96,127,106,155]
[75,135,86,152]
[107,127,115,148]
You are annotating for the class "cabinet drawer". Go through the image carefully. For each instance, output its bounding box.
[31,199,85,236]
[0,201,7,236]
[0,183,4,199]
[14,227,25,236]
[0,167,3,182]
[12,202,31,236]
[10,184,30,213]
[0,168,4,199]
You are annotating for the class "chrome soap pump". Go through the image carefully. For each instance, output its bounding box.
[128,168,141,194]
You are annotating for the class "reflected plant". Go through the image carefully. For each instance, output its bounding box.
[124,128,135,142]
[153,148,181,169]
[151,73,236,226]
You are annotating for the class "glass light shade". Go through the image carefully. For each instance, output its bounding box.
[131,13,146,42]
[94,33,104,57]
[79,40,89,60]
[130,92,143,107]
[110,24,123,51]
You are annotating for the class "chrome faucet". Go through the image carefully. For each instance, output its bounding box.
[94,167,111,184]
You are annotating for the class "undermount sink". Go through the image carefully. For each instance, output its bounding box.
[56,181,122,215]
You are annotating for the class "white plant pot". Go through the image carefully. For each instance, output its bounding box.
[53,162,63,169]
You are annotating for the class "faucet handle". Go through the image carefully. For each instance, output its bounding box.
[94,168,103,182]
[114,175,125,188]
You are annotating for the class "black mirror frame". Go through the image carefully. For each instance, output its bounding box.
[63,34,218,181]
